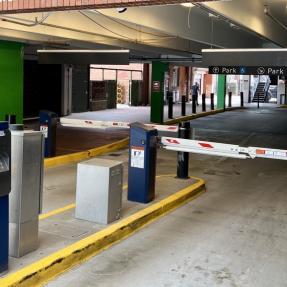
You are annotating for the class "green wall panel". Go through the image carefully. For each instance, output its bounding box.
[217,75,226,110]
[0,41,23,123]
[150,62,168,123]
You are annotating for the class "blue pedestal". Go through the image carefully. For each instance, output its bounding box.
[39,111,58,157]
[0,121,10,274]
[0,195,9,273]
[128,123,158,203]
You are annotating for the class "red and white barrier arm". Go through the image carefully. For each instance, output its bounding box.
[161,137,287,161]
[60,118,130,129]
[60,118,178,133]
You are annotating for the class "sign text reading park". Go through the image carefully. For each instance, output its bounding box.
[209,66,287,76]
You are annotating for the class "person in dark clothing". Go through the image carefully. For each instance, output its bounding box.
[191,82,200,106]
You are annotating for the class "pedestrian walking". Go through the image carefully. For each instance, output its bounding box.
[191,82,200,106]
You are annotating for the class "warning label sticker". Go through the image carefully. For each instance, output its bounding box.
[131,146,145,169]
[40,125,48,138]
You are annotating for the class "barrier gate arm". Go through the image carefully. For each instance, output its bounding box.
[160,137,287,161]
[60,118,179,133]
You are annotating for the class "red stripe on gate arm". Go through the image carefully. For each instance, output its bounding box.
[166,139,180,144]
[199,142,213,148]
[167,127,177,130]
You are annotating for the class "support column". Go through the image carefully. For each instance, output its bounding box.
[150,62,168,123]
[0,41,23,123]
[217,75,226,110]
[142,63,150,106]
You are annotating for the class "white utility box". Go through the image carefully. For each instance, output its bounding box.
[75,158,123,224]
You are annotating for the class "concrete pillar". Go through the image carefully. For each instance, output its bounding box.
[150,62,168,123]
[217,75,226,110]
[61,65,72,116]
[0,41,23,123]
[142,63,150,106]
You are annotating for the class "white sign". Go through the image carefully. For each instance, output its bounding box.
[40,125,48,138]
[131,146,145,169]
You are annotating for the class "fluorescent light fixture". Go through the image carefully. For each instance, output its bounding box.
[202,48,287,53]
[37,49,130,53]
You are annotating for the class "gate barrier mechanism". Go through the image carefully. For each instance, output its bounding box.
[59,117,287,205]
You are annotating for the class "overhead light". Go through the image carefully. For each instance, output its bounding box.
[202,48,287,52]
[116,7,127,13]
[180,3,194,8]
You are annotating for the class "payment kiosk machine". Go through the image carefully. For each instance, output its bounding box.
[0,121,11,273]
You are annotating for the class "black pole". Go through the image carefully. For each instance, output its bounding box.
[168,92,173,119]
[228,92,232,108]
[192,94,197,114]
[202,93,206,112]
[181,95,186,116]
[257,92,260,109]
[177,122,191,179]
[210,93,215,110]
[240,92,244,107]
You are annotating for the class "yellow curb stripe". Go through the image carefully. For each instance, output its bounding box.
[38,176,174,221]
[0,178,205,287]
[39,204,76,220]
[39,184,129,220]
[44,137,129,168]
[163,107,244,125]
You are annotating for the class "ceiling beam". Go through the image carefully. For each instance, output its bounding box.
[0,0,221,14]
[0,11,200,57]
[100,5,269,49]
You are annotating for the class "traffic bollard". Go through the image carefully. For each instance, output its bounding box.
[168,93,173,119]
[192,94,197,114]
[210,93,215,110]
[228,92,232,108]
[202,93,206,112]
[181,95,186,116]
[240,92,244,107]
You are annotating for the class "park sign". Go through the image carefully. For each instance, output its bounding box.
[209,66,287,76]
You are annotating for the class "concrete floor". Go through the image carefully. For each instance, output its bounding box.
[47,106,287,287]
[66,97,273,124]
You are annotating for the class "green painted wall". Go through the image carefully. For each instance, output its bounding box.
[0,41,23,123]
[150,62,168,123]
[217,75,226,110]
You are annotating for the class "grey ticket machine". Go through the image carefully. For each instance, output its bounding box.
[0,121,11,273]
[9,125,45,257]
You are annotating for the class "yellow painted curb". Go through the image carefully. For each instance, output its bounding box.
[0,178,206,287]
[279,105,287,108]
[44,137,129,168]
[164,107,244,125]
